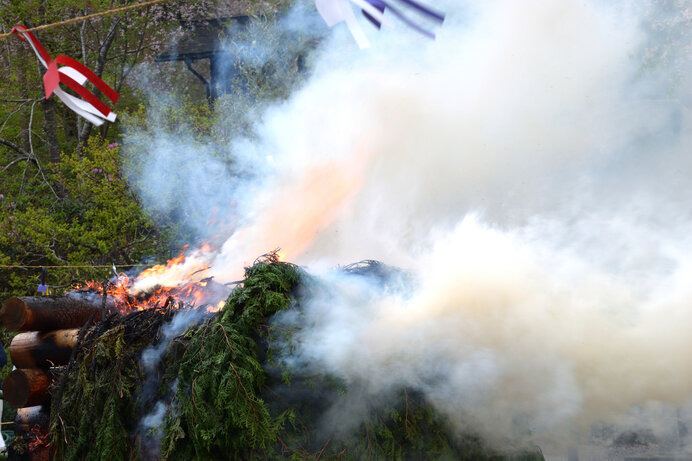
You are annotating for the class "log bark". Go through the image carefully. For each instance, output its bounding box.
[0,295,103,331]
[2,368,58,408]
[10,329,79,368]
[14,405,50,433]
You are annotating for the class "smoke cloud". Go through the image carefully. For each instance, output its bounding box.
[125,0,692,454]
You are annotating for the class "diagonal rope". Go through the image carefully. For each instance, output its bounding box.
[0,264,155,269]
[0,0,171,40]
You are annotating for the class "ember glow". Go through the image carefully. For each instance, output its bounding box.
[79,245,228,314]
[27,425,51,451]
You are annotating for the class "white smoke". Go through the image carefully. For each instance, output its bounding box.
[139,309,207,455]
[237,0,692,450]
[140,308,208,373]
[280,214,692,445]
[126,0,692,453]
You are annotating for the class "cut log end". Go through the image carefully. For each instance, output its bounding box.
[0,297,29,331]
[2,368,55,408]
[3,369,32,407]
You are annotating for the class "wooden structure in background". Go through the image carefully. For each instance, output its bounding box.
[155,16,249,101]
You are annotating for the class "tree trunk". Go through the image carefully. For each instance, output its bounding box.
[0,296,103,331]
[42,96,61,163]
[10,329,79,368]
[17,58,31,152]
[2,368,58,408]
[78,18,120,149]
[62,105,79,144]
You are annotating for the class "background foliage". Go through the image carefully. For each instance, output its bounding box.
[0,0,296,431]
[0,0,296,300]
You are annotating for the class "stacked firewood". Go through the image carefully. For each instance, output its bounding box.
[1,295,103,460]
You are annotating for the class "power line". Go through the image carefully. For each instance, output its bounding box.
[0,264,156,269]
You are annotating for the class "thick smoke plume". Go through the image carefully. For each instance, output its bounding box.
[125,0,692,453]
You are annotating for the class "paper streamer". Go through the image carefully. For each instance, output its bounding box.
[11,25,119,126]
[316,0,373,48]
[315,0,444,48]
[362,0,386,28]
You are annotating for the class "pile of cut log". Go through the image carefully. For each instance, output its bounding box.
[1,295,103,461]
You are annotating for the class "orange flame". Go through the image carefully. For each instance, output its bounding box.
[27,425,52,451]
[78,245,229,314]
[212,145,370,278]
[76,144,371,314]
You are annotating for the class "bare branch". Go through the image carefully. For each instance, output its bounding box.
[30,129,48,144]
[0,98,42,103]
[28,99,38,155]
[79,16,121,147]
[0,136,31,158]
[0,134,60,201]
[106,44,159,62]
[97,18,121,76]
[121,230,153,251]
[19,161,29,195]
[0,100,32,135]
[80,15,88,67]
[0,156,31,174]
[30,156,61,201]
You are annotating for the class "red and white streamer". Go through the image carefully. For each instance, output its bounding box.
[11,25,119,126]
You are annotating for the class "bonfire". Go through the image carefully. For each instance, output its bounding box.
[1,251,543,461]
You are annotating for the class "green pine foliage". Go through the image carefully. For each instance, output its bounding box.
[47,257,544,460]
[50,309,175,461]
[161,258,303,459]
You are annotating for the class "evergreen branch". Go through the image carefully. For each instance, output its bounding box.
[218,323,261,424]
